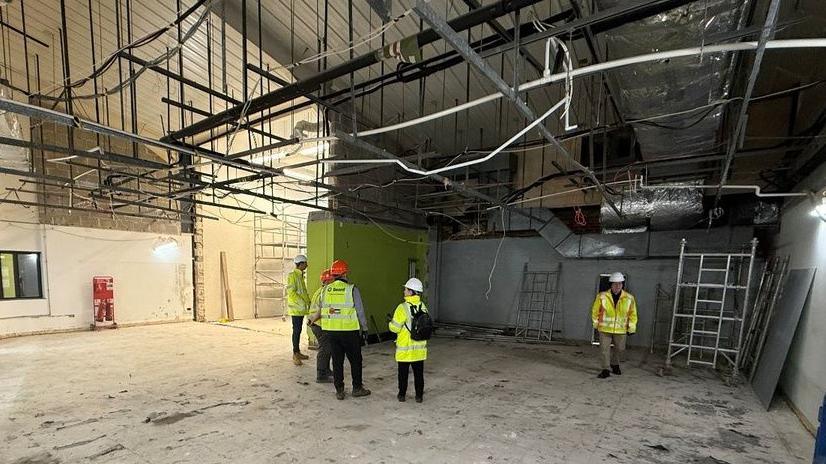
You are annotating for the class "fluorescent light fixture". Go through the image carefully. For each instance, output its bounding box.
[152,237,179,254]
[253,141,330,164]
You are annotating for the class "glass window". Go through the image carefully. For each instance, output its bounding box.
[0,251,42,299]
[0,253,15,298]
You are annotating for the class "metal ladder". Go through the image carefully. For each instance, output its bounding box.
[514,263,562,342]
[666,238,758,376]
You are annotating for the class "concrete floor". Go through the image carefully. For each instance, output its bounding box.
[1,320,814,464]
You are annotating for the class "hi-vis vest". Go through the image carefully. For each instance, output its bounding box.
[286,268,310,316]
[321,280,359,331]
[591,290,638,335]
[389,297,428,362]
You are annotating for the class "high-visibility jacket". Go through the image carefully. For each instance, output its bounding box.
[388,295,428,362]
[591,290,638,334]
[321,280,360,331]
[308,285,326,325]
[286,268,310,316]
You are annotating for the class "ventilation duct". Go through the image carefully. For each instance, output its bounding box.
[594,0,750,159]
[600,182,704,233]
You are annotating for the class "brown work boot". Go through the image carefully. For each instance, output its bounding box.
[351,386,371,397]
[295,352,309,360]
[292,353,303,366]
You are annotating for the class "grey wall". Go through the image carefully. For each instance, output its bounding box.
[437,235,681,347]
[775,163,826,429]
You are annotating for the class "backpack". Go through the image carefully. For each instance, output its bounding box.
[407,304,433,341]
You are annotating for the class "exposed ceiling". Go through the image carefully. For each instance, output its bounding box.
[1,0,826,232]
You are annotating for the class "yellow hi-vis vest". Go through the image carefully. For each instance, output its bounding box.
[286,268,310,316]
[591,290,638,335]
[388,296,428,362]
[320,280,359,331]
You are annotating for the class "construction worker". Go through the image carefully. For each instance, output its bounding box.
[307,269,334,383]
[287,254,311,366]
[320,259,371,400]
[389,278,428,403]
[591,272,638,379]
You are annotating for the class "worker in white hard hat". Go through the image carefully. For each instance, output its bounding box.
[287,254,311,365]
[388,277,432,403]
[590,272,638,379]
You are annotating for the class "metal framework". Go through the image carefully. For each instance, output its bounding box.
[253,213,307,318]
[665,238,759,377]
[514,262,562,342]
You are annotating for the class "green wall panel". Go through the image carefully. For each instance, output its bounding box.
[306,216,428,335]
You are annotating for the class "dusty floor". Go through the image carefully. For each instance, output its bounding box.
[0,320,814,464]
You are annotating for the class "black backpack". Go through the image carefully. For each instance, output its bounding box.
[408,305,433,341]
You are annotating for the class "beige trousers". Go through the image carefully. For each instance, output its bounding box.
[598,332,627,369]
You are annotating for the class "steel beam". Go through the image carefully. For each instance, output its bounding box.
[413,0,621,216]
[715,0,782,205]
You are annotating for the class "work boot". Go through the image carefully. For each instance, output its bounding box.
[611,364,622,375]
[415,396,423,403]
[335,390,346,400]
[295,352,309,360]
[351,386,372,397]
[597,369,611,379]
[397,394,406,402]
[292,354,303,366]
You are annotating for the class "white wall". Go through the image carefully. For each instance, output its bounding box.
[775,164,826,429]
[0,217,193,337]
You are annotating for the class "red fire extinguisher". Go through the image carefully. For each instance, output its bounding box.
[92,276,116,329]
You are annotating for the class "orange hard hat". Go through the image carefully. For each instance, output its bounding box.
[320,269,334,284]
[330,259,349,277]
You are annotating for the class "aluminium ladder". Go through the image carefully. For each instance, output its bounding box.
[514,263,562,342]
[665,238,758,377]
[253,213,307,318]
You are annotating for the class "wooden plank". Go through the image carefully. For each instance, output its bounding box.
[220,252,235,321]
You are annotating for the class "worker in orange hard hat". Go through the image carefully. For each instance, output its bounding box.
[316,259,371,400]
[307,269,335,383]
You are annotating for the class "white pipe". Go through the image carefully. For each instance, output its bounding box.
[328,97,567,176]
[639,181,808,197]
[353,39,826,138]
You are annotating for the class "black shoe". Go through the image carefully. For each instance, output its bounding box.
[415,396,423,403]
[611,364,622,375]
[335,390,345,400]
[397,394,406,402]
[316,376,333,384]
[597,369,611,379]
[352,386,372,397]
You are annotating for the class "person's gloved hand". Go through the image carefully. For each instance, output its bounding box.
[361,331,369,346]
[627,331,635,337]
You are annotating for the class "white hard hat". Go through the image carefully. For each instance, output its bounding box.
[293,254,308,264]
[404,277,424,293]
[609,272,625,283]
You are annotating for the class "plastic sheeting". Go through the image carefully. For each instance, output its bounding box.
[595,0,749,159]
[600,183,704,232]
[0,86,28,170]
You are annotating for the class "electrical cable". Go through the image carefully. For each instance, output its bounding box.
[339,205,428,245]
[267,9,414,73]
[485,211,506,301]
[36,1,215,102]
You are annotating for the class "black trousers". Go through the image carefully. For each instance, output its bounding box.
[327,330,363,392]
[310,324,332,378]
[398,361,424,398]
[291,316,304,353]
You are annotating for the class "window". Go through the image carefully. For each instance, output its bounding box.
[0,251,43,299]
